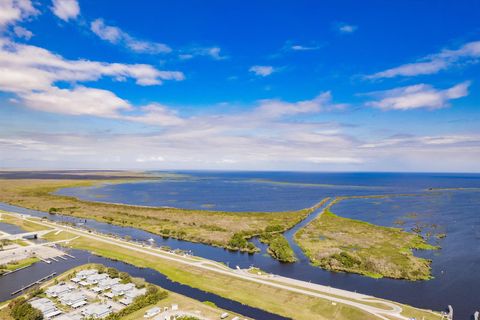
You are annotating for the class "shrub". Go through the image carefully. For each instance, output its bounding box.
[106,267,119,278]
[9,297,43,320]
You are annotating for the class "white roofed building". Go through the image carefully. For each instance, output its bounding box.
[110,283,135,296]
[98,277,120,291]
[46,283,70,298]
[30,297,62,319]
[82,303,112,319]
[86,273,108,285]
[76,269,98,279]
[59,291,86,307]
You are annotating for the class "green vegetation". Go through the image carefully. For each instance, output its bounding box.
[0,257,40,275]
[8,297,43,320]
[259,233,296,262]
[0,179,323,258]
[0,213,51,232]
[295,202,439,281]
[202,301,217,308]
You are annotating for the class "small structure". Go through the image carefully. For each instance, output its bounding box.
[59,291,86,307]
[30,297,62,319]
[78,280,89,287]
[46,283,70,298]
[144,307,161,318]
[86,273,108,285]
[448,305,453,320]
[73,269,98,282]
[82,303,112,319]
[110,283,135,296]
[119,287,146,305]
[97,277,120,291]
[220,312,229,319]
[171,304,178,311]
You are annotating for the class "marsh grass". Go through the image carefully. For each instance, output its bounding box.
[295,200,438,281]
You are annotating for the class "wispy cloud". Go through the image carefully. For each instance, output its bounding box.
[179,46,227,60]
[51,0,80,22]
[90,18,172,54]
[13,26,33,39]
[365,82,470,110]
[368,40,480,79]
[249,65,275,77]
[337,23,358,34]
[289,44,321,51]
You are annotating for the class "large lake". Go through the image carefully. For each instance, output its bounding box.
[8,172,480,318]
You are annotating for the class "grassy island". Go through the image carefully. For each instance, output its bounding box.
[0,178,324,257]
[259,233,297,262]
[294,199,438,281]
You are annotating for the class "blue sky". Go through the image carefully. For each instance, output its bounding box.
[0,0,479,171]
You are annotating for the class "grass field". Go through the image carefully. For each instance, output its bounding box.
[0,212,52,232]
[0,178,323,255]
[294,199,438,281]
[0,257,40,275]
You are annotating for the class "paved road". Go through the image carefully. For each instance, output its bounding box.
[4,212,440,320]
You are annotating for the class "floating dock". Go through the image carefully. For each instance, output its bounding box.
[11,272,56,295]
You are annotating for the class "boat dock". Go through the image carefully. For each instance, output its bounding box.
[11,272,57,295]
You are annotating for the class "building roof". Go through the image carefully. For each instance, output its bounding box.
[59,291,85,304]
[144,307,161,317]
[29,298,59,315]
[46,283,70,296]
[86,273,108,282]
[111,283,135,294]
[71,300,87,308]
[125,287,146,299]
[98,277,120,287]
[82,303,112,317]
[76,269,98,278]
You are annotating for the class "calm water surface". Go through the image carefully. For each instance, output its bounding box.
[3,172,480,319]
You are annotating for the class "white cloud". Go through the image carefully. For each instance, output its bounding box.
[136,155,165,163]
[290,44,320,51]
[338,23,357,34]
[179,46,227,60]
[90,18,171,54]
[51,0,80,21]
[0,38,183,89]
[0,0,38,27]
[249,65,275,77]
[122,103,185,126]
[0,37,185,122]
[13,25,32,39]
[254,92,334,118]
[21,86,132,117]
[369,40,480,79]
[306,156,363,164]
[366,82,470,110]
